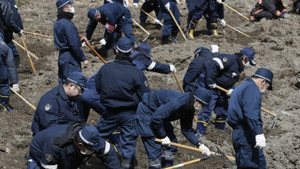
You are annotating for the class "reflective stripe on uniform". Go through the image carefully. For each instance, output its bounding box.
[212,58,224,70]
[147,61,156,70]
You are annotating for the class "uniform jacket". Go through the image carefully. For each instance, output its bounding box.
[86,3,125,40]
[0,0,21,33]
[95,57,150,109]
[204,53,244,89]
[54,15,86,63]
[137,90,200,146]
[31,85,81,135]
[251,0,286,17]
[0,39,18,84]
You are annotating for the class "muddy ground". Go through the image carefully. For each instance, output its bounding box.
[0,0,299,168]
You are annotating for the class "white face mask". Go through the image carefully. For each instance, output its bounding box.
[260,81,267,93]
[80,149,94,155]
[244,61,250,68]
[70,7,75,14]
[194,102,202,114]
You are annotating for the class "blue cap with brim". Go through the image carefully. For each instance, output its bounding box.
[116,37,132,53]
[193,87,212,106]
[66,72,87,89]
[87,9,98,20]
[240,47,256,66]
[79,126,102,152]
[56,0,73,9]
[252,68,274,90]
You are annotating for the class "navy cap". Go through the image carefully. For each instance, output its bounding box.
[193,87,212,106]
[79,126,102,151]
[252,68,274,90]
[87,8,98,20]
[56,0,73,9]
[240,47,256,66]
[194,47,211,57]
[116,37,132,53]
[66,72,87,89]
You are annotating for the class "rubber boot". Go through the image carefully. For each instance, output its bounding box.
[161,35,169,45]
[109,132,122,154]
[215,117,226,130]
[0,96,12,112]
[170,33,178,44]
[210,21,218,36]
[187,20,198,39]
[140,19,146,28]
[161,151,174,168]
[14,55,20,68]
[196,121,208,138]
[149,158,161,169]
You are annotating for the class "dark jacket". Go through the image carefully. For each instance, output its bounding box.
[0,38,18,84]
[0,0,21,33]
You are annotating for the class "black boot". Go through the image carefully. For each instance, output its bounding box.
[140,20,146,28]
[170,33,178,44]
[161,35,169,45]
[14,55,20,68]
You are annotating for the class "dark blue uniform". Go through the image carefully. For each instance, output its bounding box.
[0,38,18,112]
[31,85,81,136]
[54,15,87,83]
[197,53,244,135]
[183,47,213,92]
[227,78,266,169]
[250,0,287,21]
[294,0,300,11]
[27,124,120,169]
[95,58,149,167]
[135,90,200,168]
[86,3,137,49]
[160,0,180,38]
[134,0,162,23]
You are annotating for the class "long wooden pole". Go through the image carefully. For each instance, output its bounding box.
[12,40,39,60]
[20,36,36,73]
[10,87,36,110]
[168,9,188,42]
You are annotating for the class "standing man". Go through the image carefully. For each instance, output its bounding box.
[250,0,289,21]
[135,88,212,168]
[227,68,273,169]
[85,2,137,57]
[54,0,89,83]
[0,37,19,112]
[196,47,256,137]
[95,37,150,169]
[132,0,162,27]
[27,121,121,169]
[160,0,181,44]
[31,72,87,136]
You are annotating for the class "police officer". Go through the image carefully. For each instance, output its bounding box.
[183,47,213,92]
[31,72,87,136]
[0,37,19,112]
[27,121,121,169]
[135,88,212,168]
[250,0,289,21]
[196,47,256,137]
[95,37,149,168]
[54,0,89,83]
[160,0,181,45]
[85,2,137,58]
[293,0,300,13]
[0,0,23,42]
[227,68,273,169]
[132,0,162,27]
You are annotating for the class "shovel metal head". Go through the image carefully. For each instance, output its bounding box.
[216,147,234,167]
[142,33,150,42]
[267,115,277,129]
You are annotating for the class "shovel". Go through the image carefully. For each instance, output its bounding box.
[132,19,150,42]
[10,87,36,111]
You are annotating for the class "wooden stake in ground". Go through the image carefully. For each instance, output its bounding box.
[20,36,36,73]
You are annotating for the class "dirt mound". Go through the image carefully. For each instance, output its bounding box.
[0,0,299,168]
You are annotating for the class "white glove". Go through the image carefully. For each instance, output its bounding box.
[18,29,23,36]
[176,0,180,4]
[208,83,216,89]
[211,45,219,53]
[227,89,233,96]
[154,19,162,25]
[216,0,223,4]
[169,64,176,73]
[220,19,226,27]
[12,84,20,93]
[107,0,113,3]
[161,136,171,146]
[199,144,210,156]
[81,41,88,47]
[99,39,107,46]
[133,3,138,8]
[255,134,266,149]
[165,2,170,10]
[124,0,129,7]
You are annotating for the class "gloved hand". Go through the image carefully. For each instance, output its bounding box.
[169,64,176,73]
[176,0,180,4]
[227,89,233,96]
[124,0,129,7]
[211,45,219,53]
[107,0,113,3]
[255,134,266,149]
[18,29,23,36]
[165,2,170,10]
[216,0,223,4]
[161,136,171,146]
[208,84,216,89]
[99,39,107,46]
[133,3,138,8]
[220,19,226,27]
[199,144,210,156]
[280,12,290,19]
[12,84,20,93]
[154,19,162,25]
